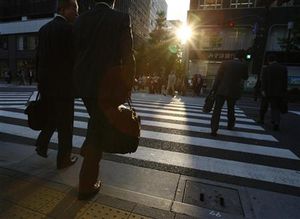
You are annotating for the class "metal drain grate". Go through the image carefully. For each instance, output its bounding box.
[183,181,244,216]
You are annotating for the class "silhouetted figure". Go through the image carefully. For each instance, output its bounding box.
[73,0,135,200]
[211,50,248,136]
[35,0,79,169]
[28,69,34,85]
[260,55,288,131]
[167,71,176,96]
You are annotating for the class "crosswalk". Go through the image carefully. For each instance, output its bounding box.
[0,91,300,192]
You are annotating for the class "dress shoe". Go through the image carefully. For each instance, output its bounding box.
[256,119,264,125]
[35,147,48,158]
[78,181,101,201]
[227,126,234,130]
[273,124,279,131]
[210,132,217,137]
[57,156,78,170]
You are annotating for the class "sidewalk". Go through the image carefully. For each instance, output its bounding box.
[1,141,300,219]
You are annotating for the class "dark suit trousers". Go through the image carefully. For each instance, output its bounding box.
[36,96,74,162]
[259,97,281,125]
[79,98,103,193]
[259,97,269,121]
[269,97,281,125]
[211,95,236,133]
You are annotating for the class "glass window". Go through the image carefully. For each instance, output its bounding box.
[27,36,37,50]
[0,36,8,50]
[199,0,223,9]
[17,36,24,51]
[195,28,254,51]
[230,0,255,8]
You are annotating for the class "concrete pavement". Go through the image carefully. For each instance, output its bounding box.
[0,140,300,219]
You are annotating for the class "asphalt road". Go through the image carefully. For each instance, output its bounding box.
[1,85,300,196]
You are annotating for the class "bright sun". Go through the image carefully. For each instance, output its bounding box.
[176,24,192,44]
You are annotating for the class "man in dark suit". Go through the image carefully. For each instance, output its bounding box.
[261,54,288,130]
[35,0,79,169]
[73,0,135,200]
[211,51,248,136]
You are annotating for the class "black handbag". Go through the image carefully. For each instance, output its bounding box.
[101,98,141,154]
[24,92,46,131]
[203,91,216,113]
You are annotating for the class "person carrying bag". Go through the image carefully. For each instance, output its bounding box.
[73,0,137,200]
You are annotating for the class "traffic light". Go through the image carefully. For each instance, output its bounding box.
[245,48,253,61]
[246,53,252,60]
[228,20,235,28]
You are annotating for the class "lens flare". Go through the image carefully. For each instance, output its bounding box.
[176,24,192,44]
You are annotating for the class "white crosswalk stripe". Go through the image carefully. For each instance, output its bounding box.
[0,92,300,189]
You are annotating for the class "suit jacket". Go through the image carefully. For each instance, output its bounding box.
[262,62,288,97]
[73,3,135,99]
[213,59,248,99]
[36,16,74,98]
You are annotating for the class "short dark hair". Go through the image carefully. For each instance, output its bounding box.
[57,0,75,12]
[268,54,277,63]
[94,0,115,5]
[235,50,245,60]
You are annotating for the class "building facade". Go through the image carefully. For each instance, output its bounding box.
[187,0,300,88]
[148,0,168,32]
[115,0,152,46]
[0,0,168,79]
[0,0,56,77]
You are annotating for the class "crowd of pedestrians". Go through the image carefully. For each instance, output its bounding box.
[1,68,35,85]
[135,72,202,97]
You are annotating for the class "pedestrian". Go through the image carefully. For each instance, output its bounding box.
[7,70,12,84]
[28,69,34,85]
[196,74,203,96]
[73,0,135,200]
[4,70,9,83]
[35,0,79,168]
[260,54,288,131]
[210,50,248,136]
[167,71,176,96]
[18,69,26,85]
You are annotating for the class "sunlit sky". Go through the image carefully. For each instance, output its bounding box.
[166,0,190,22]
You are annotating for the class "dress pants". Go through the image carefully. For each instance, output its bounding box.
[259,97,281,125]
[259,97,269,122]
[36,96,74,163]
[211,95,236,133]
[79,98,104,193]
[269,97,281,125]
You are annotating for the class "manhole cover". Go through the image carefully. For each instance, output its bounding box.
[183,181,244,216]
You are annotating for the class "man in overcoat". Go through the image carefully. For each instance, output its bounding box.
[211,51,248,136]
[73,0,135,200]
[36,0,79,169]
[261,54,288,130]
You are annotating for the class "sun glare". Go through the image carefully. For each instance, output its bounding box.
[176,24,192,44]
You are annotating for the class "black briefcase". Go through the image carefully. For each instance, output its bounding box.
[203,91,216,113]
[101,98,141,154]
[24,92,46,131]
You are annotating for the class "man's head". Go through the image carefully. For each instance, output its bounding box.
[94,0,116,7]
[57,0,79,23]
[268,54,277,64]
[235,50,245,61]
